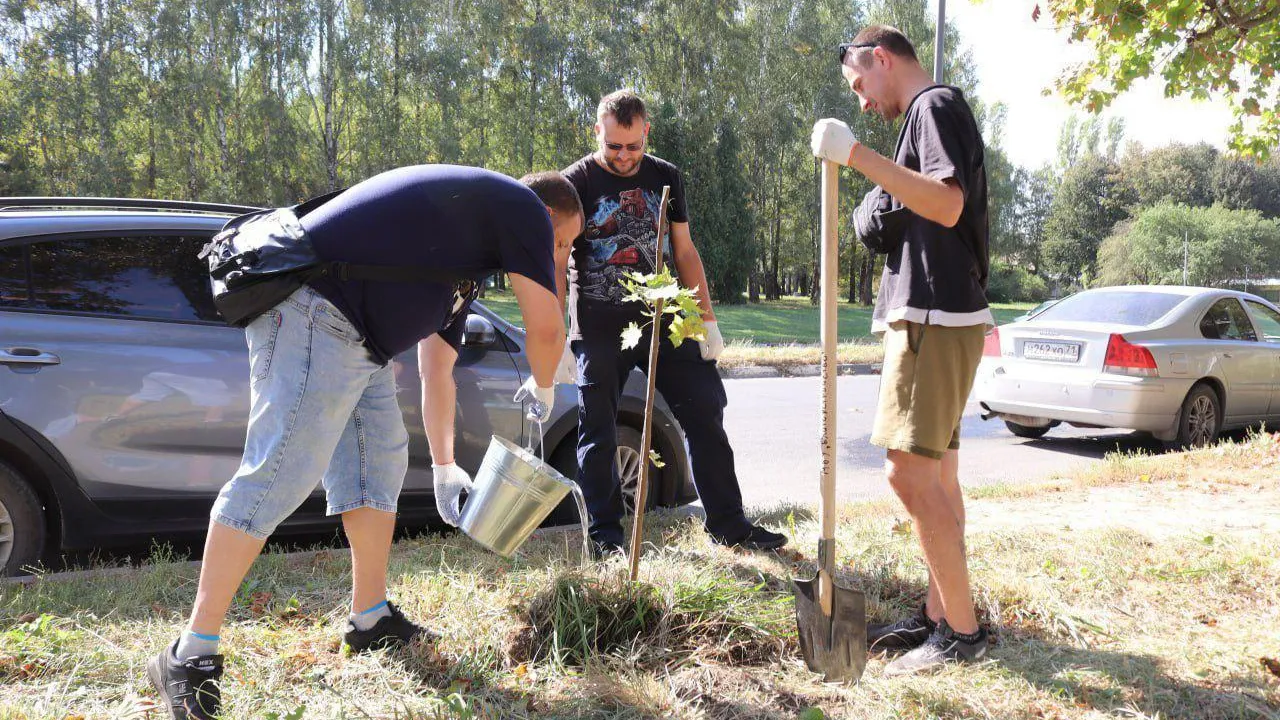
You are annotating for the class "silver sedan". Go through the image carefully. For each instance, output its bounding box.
[975,286,1280,447]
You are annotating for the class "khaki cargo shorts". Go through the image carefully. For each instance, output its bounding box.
[870,320,986,460]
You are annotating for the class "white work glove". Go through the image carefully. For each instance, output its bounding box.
[810,118,857,165]
[432,462,474,527]
[514,377,555,423]
[699,320,725,361]
[554,339,577,385]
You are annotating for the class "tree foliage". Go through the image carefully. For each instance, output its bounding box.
[1038,138,1280,292]
[0,0,1021,305]
[1121,142,1217,209]
[1096,203,1280,287]
[1041,153,1134,284]
[1,0,942,303]
[698,121,756,304]
[1038,0,1280,158]
[986,258,1050,302]
[1211,153,1280,217]
[1010,165,1056,271]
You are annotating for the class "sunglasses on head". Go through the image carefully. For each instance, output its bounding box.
[837,42,877,64]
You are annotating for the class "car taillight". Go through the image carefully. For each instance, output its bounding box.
[982,327,1001,357]
[1103,334,1158,376]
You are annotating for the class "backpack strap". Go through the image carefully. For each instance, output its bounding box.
[292,188,347,217]
[317,262,488,285]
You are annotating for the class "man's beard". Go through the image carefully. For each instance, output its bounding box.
[604,155,639,175]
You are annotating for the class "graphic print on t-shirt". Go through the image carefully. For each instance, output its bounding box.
[580,187,667,304]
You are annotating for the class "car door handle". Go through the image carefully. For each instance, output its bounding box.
[0,348,62,366]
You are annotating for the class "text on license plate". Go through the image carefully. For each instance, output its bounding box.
[1023,341,1080,362]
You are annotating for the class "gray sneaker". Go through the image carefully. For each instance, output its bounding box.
[883,619,989,676]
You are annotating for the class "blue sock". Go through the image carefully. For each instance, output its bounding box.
[349,600,391,631]
[175,630,220,660]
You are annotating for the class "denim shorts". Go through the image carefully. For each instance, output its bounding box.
[211,285,409,539]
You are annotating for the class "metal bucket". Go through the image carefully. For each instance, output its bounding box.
[459,435,579,558]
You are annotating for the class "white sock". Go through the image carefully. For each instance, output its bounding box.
[175,630,220,660]
[349,600,391,631]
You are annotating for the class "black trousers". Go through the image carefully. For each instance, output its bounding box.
[573,325,750,544]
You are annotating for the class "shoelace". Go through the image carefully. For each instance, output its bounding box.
[922,621,952,648]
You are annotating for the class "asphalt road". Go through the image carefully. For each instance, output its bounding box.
[720,374,1168,511]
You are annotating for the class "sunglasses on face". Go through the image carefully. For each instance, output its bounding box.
[603,139,645,153]
[837,42,877,64]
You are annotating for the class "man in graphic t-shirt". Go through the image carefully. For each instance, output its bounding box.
[811,25,994,675]
[146,166,583,720]
[561,90,788,559]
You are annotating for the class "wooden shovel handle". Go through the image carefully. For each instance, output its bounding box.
[818,160,839,614]
[628,184,672,582]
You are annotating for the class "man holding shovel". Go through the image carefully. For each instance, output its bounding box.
[146,166,582,720]
[810,25,994,675]
[561,90,787,560]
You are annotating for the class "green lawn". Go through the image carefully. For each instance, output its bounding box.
[478,292,1033,344]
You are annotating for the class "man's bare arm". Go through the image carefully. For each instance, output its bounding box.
[849,144,963,228]
[418,335,459,464]
[669,221,716,321]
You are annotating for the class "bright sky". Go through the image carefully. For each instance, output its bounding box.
[938,0,1235,170]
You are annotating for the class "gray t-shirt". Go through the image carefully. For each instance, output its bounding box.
[853,85,993,331]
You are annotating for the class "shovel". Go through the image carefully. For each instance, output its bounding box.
[628,184,672,582]
[792,159,866,683]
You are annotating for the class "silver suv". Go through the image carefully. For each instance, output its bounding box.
[0,198,693,575]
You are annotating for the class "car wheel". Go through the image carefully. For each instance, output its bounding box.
[0,460,46,576]
[545,424,661,525]
[1175,384,1222,449]
[616,424,659,513]
[1005,420,1051,439]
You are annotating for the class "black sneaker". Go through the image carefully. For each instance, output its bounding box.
[343,601,433,653]
[147,641,223,720]
[589,536,626,560]
[712,524,788,551]
[884,619,989,676]
[868,604,936,651]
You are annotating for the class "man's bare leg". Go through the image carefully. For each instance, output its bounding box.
[342,507,396,612]
[188,522,268,636]
[924,448,965,622]
[886,449,976,633]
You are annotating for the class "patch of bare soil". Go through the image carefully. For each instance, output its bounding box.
[966,481,1280,538]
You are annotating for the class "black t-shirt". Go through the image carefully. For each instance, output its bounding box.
[853,85,993,330]
[300,165,557,364]
[561,154,689,340]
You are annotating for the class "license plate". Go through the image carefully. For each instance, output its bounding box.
[1023,341,1080,363]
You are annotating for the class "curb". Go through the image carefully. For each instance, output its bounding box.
[719,363,881,379]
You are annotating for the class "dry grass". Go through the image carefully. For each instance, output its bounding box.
[2,435,1279,719]
[716,340,884,371]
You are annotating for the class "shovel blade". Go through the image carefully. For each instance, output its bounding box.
[792,574,867,683]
